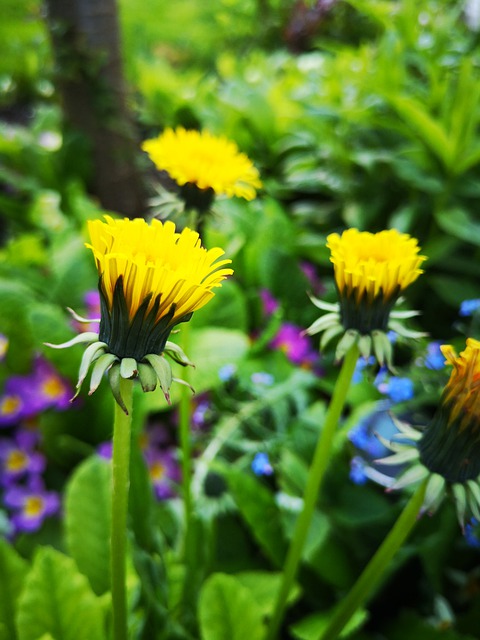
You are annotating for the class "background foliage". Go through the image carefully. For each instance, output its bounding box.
[1,0,480,639]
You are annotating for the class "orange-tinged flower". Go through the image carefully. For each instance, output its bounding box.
[377,338,480,527]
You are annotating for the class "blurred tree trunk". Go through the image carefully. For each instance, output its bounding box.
[45,0,145,217]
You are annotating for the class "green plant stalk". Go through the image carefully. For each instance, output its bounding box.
[111,377,134,640]
[266,343,360,640]
[179,322,193,545]
[319,477,428,640]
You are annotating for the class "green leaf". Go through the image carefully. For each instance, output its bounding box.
[224,467,287,566]
[0,539,29,640]
[198,573,265,640]
[190,280,248,332]
[290,607,368,640]
[434,208,480,247]
[429,275,480,307]
[234,571,301,617]
[64,456,111,595]
[174,328,249,400]
[388,95,453,169]
[16,547,106,640]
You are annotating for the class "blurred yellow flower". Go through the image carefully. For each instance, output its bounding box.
[142,127,262,201]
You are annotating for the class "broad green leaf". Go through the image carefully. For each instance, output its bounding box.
[235,571,301,617]
[16,547,106,640]
[198,573,265,640]
[224,467,287,566]
[290,607,368,640]
[0,539,29,640]
[176,328,249,398]
[64,456,111,595]
[0,278,35,370]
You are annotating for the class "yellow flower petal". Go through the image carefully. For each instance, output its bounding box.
[327,228,426,303]
[86,216,233,325]
[440,338,480,431]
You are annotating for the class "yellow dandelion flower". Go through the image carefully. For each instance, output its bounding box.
[327,228,426,304]
[376,338,480,527]
[142,127,262,204]
[47,216,233,410]
[87,215,232,332]
[306,228,427,366]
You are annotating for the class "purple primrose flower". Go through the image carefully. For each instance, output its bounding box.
[260,289,280,316]
[144,448,181,500]
[0,432,45,486]
[0,356,72,426]
[4,477,60,535]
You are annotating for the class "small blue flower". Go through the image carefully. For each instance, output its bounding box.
[251,452,273,476]
[386,330,397,344]
[350,457,368,485]
[349,405,393,459]
[424,341,445,370]
[251,372,274,386]
[192,399,210,429]
[352,356,376,384]
[379,376,414,403]
[218,364,237,382]
[464,518,480,548]
[459,299,480,317]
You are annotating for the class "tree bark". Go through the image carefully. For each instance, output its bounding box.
[45,0,145,217]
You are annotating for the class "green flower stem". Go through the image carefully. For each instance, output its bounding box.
[111,377,134,640]
[179,322,193,544]
[319,477,428,640]
[266,343,360,640]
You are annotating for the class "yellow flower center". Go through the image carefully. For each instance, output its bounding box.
[327,228,426,304]
[149,461,165,482]
[6,450,28,472]
[0,335,8,359]
[24,496,45,518]
[0,395,22,416]
[87,216,233,325]
[42,376,64,399]
[142,127,262,201]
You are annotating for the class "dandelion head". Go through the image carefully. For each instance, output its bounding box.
[377,339,480,527]
[142,127,262,211]
[46,216,233,411]
[305,228,426,367]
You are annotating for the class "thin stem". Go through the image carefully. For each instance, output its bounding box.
[266,344,360,640]
[111,378,134,640]
[179,322,193,543]
[319,478,428,640]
